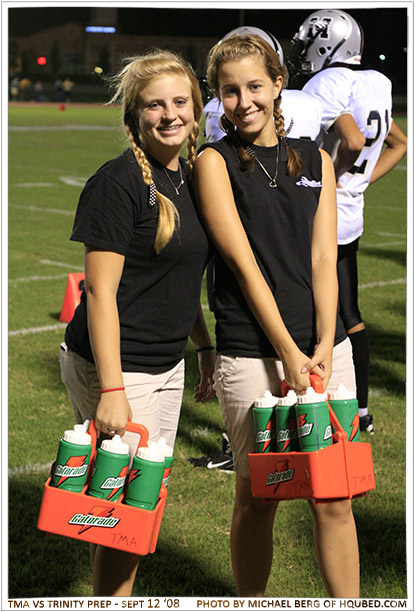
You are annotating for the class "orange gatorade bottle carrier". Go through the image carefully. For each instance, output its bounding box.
[248,374,375,502]
[37,420,167,555]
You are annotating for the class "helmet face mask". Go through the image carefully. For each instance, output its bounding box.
[287,9,364,78]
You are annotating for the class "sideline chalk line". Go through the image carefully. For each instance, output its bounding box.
[9,462,52,477]
[8,277,406,337]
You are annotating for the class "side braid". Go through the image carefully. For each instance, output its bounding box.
[186,121,200,176]
[126,124,179,254]
[274,101,303,177]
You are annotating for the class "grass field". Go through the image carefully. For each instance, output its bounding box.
[7,103,409,600]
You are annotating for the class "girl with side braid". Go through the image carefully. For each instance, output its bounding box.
[59,50,214,596]
[194,34,360,597]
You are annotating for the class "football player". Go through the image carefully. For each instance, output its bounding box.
[288,8,407,433]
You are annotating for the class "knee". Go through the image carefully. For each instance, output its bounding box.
[309,499,354,526]
[234,476,277,523]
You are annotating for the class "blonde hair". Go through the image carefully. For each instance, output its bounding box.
[108,49,203,253]
[206,33,302,177]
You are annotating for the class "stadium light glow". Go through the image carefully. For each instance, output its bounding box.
[379,54,386,61]
[85,26,116,34]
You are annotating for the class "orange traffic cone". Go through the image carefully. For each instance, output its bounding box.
[59,273,85,323]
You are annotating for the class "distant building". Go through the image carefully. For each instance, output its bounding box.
[9,20,219,79]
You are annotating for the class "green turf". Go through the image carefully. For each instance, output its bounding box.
[8,104,408,599]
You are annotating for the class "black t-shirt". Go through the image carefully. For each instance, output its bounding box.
[65,149,210,373]
[199,136,346,357]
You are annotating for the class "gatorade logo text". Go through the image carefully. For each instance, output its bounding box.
[256,418,275,452]
[54,455,88,487]
[277,417,298,452]
[324,425,332,440]
[256,430,275,443]
[266,460,295,492]
[69,505,120,534]
[101,476,126,489]
[277,428,298,442]
[266,467,294,486]
[100,465,129,500]
[296,414,313,438]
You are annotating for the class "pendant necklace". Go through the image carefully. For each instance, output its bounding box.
[244,142,279,188]
[163,163,184,195]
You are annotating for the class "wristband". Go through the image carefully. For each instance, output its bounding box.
[195,346,215,353]
[101,387,125,394]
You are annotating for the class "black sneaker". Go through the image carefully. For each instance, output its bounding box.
[360,414,374,434]
[206,451,234,472]
[221,432,232,455]
[188,433,234,472]
[188,451,234,472]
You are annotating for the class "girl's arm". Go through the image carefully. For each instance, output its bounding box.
[84,246,132,436]
[306,149,339,387]
[190,303,216,403]
[194,148,319,393]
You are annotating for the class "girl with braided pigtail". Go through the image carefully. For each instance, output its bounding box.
[59,49,214,596]
[195,33,360,597]
[124,122,180,254]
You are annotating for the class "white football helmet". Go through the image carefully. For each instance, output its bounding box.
[221,26,284,65]
[287,9,363,76]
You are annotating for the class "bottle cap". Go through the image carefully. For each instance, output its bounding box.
[254,389,278,408]
[328,383,356,401]
[296,387,327,405]
[100,434,129,454]
[136,445,165,463]
[63,424,92,446]
[157,437,174,457]
[278,390,297,406]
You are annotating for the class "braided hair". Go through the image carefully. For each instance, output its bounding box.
[207,33,302,177]
[108,50,203,253]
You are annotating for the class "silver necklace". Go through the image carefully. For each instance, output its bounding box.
[244,143,279,188]
[163,163,184,195]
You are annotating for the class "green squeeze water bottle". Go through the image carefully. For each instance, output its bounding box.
[328,383,360,442]
[51,421,92,492]
[124,445,166,510]
[276,390,300,452]
[156,437,174,487]
[87,434,130,501]
[252,390,278,453]
[295,388,332,452]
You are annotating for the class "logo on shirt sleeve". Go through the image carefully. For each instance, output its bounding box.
[296,176,322,188]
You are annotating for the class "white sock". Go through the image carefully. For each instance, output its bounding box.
[359,408,369,418]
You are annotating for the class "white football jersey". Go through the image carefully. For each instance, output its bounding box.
[203,89,323,143]
[303,67,393,244]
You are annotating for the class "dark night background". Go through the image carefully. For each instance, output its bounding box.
[8,5,408,92]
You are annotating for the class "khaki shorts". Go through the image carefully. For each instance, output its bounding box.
[213,338,356,478]
[59,343,184,456]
